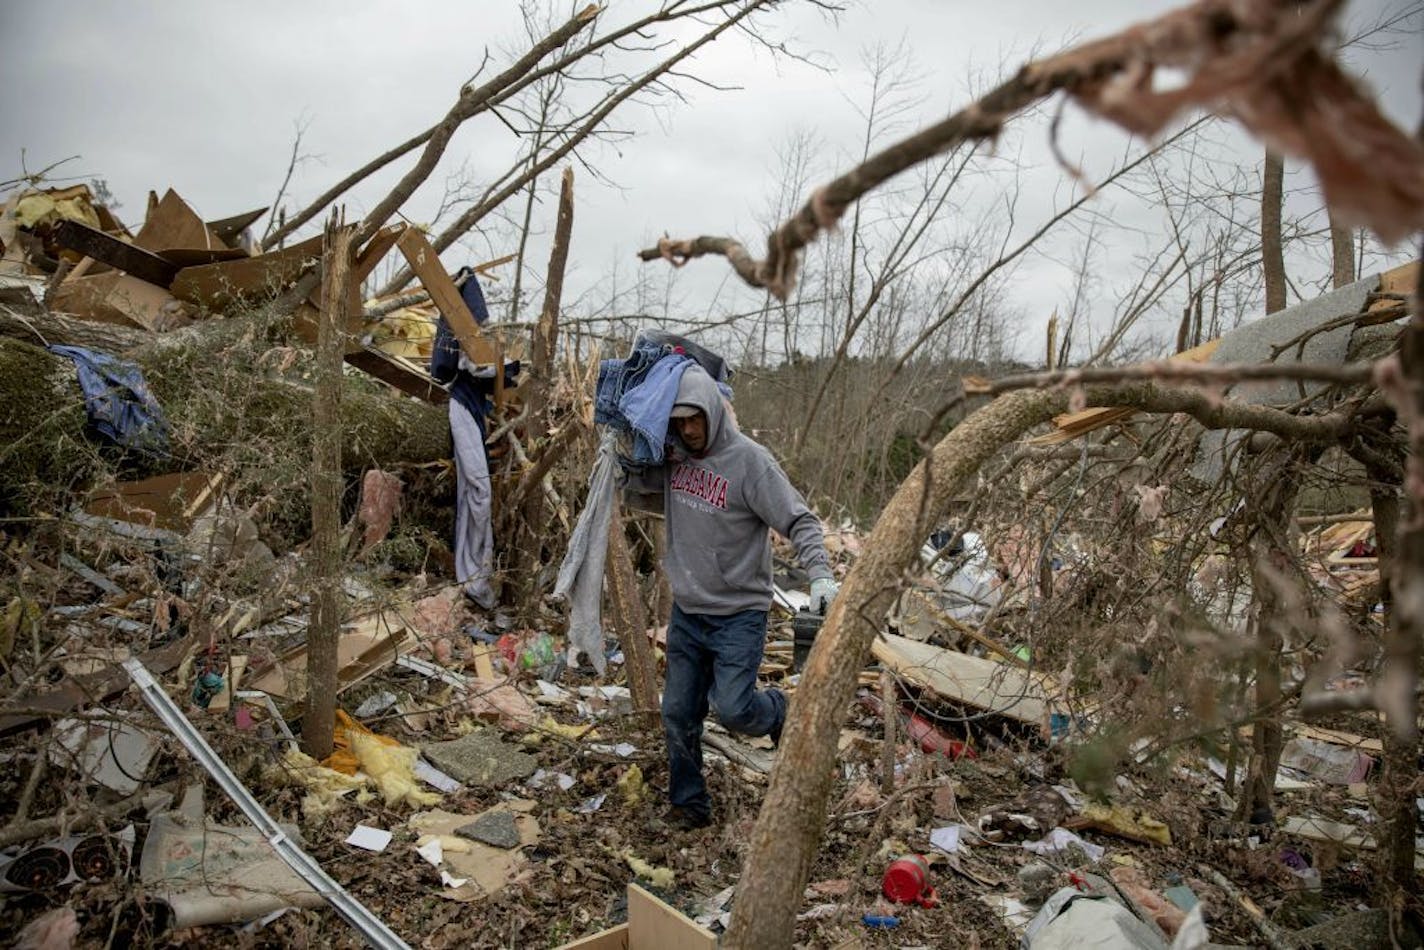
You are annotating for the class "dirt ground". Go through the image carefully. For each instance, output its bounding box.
[4,609,1410,950]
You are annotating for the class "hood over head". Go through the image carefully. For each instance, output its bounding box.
[671,364,730,454]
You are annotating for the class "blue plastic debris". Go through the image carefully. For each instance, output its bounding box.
[862,914,901,929]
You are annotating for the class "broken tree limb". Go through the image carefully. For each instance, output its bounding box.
[274,1,753,249]
[380,0,771,295]
[1377,252,1423,903]
[1200,865,1291,950]
[528,167,575,432]
[350,6,599,249]
[969,359,1374,394]
[1,302,149,354]
[605,498,660,724]
[641,0,1424,300]
[879,671,896,796]
[267,5,600,250]
[0,785,164,850]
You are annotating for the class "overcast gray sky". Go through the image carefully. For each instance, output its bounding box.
[3,1,1419,362]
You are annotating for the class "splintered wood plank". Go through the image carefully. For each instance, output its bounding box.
[396,227,498,366]
[1377,260,1419,297]
[626,884,718,950]
[353,224,406,284]
[872,632,1052,725]
[471,645,497,681]
[207,655,248,712]
[343,347,448,404]
[1029,337,1222,445]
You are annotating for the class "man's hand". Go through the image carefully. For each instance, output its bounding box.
[810,577,839,615]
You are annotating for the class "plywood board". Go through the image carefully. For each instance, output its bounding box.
[50,271,180,330]
[169,234,324,310]
[132,189,225,253]
[205,206,268,246]
[872,632,1052,725]
[558,925,629,950]
[83,471,223,532]
[626,884,718,950]
[243,614,414,701]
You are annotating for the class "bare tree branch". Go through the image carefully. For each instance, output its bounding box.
[643,0,1424,303]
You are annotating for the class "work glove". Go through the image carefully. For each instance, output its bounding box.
[810,577,839,615]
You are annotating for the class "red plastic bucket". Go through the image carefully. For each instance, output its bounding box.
[882,855,938,907]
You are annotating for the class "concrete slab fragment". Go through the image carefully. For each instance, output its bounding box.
[420,730,537,787]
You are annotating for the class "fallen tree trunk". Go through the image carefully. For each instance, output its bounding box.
[0,332,449,516]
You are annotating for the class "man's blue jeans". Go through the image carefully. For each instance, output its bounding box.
[662,604,786,818]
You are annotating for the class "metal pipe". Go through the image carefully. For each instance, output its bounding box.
[123,658,410,950]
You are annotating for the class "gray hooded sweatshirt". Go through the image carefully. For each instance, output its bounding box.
[627,365,831,615]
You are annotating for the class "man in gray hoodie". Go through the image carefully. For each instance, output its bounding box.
[627,364,837,829]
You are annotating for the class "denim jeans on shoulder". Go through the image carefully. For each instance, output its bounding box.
[661,604,786,818]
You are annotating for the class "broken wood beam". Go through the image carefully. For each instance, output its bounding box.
[0,634,195,737]
[52,220,178,287]
[395,227,496,366]
[343,347,449,404]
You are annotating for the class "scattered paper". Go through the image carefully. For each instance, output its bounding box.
[1023,827,1105,863]
[535,680,571,701]
[413,758,462,793]
[577,793,607,813]
[528,768,577,791]
[981,893,1035,933]
[930,824,964,854]
[345,825,393,852]
[440,870,468,888]
[589,742,638,757]
[416,838,444,867]
[355,691,398,718]
[694,884,737,929]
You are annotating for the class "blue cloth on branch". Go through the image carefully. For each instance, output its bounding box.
[47,344,170,455]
